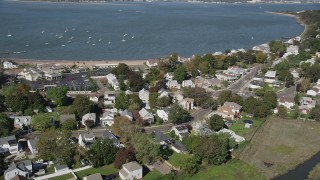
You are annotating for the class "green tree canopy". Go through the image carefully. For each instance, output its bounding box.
[115,91,129,110]
[46,86,68,106]
[132,133,160,164]
[72,95,99,119]
[277,105,288,119]
[173,65,187,84]
[87,138,118,167]
[168,104,190,124]
[32,113,56,131]
[61,119,78,130]
[0,114,13,137]
[208,115,224,132]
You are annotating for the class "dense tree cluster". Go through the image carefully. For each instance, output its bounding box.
[115,92,143,111]
[112,116,139,143]
[168,104,190,124]
[132,133,160,164]
[183,87,217,109]
[87,138,118,167]
[71,95,100,119]
[46,86,68,106]
[114,146,136,169]
[0,114,13,137]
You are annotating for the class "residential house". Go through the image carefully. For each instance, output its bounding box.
[217,102,242,120]
[182,79,195,88]
[192,120,213,136]
[291,69,300,79]
[146,59,159,68]
[307,88,320,96]
[81,113,96,127]
[78,132,96,149]
[171,125,189,141]
[300,97,316,109]
[125,90,133,95]
[139,89,150,109]
[179,98,195,111]
[84,173,103,180]
[158,88,169,98]
[120,110,133,121]
[18,68,43,81]
[101,131,120,147]
[299,105,312,114]
[156,108,169,122]
[195,76,222,88]
[166,80,181,89]
[218,128,245,143]
[119,161,143,180]
[165,72,174,81]
[278,96,295,109]
[139,108,154,124]
[264,70,277,84]
[173,91,184,103]
[4,160,33,180]
[104,91,117,106]
[252,43,270,53]
[27,137,39,155]
[215,73,238,81]
[100,111,115,126]
[3,61,17,69]
[106,73,119,91]
[14,116,32,129]
[88,94,100,103]
[0,135,18,154]
[171,142,188,154]
[286,45,299,55]
[153,131,171,145]
[224,66,246,77]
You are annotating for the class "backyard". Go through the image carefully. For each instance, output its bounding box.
[228,117,265,138]
[74,164,118,179]
[167,152,193,168]
[239,116,320,179]
[143,170,163,180]
[48,173,74,180]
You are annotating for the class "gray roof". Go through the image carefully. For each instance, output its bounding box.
[28,137,39,149]
[154,131,170,142]
[81,132,95,139]
[16,160,32,171]
[123,161,142,172]
[120,110,133,118]
[0,135,17,145]
[84,173,103,180]
[101,131,119,146]
[171,142,187,152]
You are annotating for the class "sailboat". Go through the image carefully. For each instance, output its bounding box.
[61,44,66,47]
[65,27,68,33]
[25,41,29,47]
[132,34,135,39]
[7,30,12,37]
[98,36,102,42]
[41,28,45,34]
[121,35,126,42]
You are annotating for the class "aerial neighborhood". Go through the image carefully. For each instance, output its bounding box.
[0,10,320,180]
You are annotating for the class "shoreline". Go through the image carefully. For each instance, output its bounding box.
[10,58,146,67]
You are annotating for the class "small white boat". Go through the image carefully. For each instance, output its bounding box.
[58,35,63,39]
[108,41,111,45]
[7,30,12,37]
[98,36,102,42]
[251,36,254,40]
[92,43,96,46]
[121,35,126,42]
[65,27,68,33]
[67,40,72,43]
[72,27,76,31]
[86,41,91,44]
[45,42,49,45]
[86,30,89,33]
[61,44,66,47]
[69,36,74,40]
[25,42,29,47]
[88,36,92,40]
[132,35,135,39]
[41,28,45,34]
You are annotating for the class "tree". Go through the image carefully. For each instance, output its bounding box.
[38,128,59,161]
[255,51,267,63]
[27,92,46,113]
[277,105,288,118]
[311,106,320,122]
[301,78,311,93]
[112,116,138,143]
[61,119,78,130]
[173,65,186,84]
[218,90,232,105]
[179,157,199,176]
[254,103,270,118]
[55,130,76,167]
[46,86,68,106]
[115,91,129,110]
[114,146,136,169]
[0,94,6,112]
[168,104,190,124]
[132,133,160,164]
[87,138,118,167]
[72,95,99,119]
[111,63,130,78]
[208,115,224,132]
[0,114,13,137]
[294,93,300,105]
[149,92,159,109]
[182,135,201,153]
[5,93,28,113]
[31,113,53,131]
[183,87,214,108]
[146,68,160,85]
[195,134,230,165]
[243,96,259,114]
[269,40,286,56]
[157,96,171,107]
[128,72,145,92]
[0,153,8,170]
[262,91,278,110]
[128,94,142,111]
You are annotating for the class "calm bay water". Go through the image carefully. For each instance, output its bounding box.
[0,1,319,60]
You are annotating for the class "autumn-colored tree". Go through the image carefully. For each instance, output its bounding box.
[112,116,138,143]
[114,146,136,169]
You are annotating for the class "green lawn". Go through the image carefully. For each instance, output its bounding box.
[167,152,192,168]
[229,118,263,136]
[48,173,74,180]
[75,164,118,179]
[191,160,266,180]
[143,170,163,180]
[45,166,55,175]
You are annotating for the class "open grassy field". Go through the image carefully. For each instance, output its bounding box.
[239,116,320,179]
[75,164,118,179]
[167,152,193,167]
[191,160,266,180]
[143,170,163,180]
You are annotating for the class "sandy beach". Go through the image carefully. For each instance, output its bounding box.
[10,58,147,68]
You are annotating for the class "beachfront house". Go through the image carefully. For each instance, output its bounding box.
[3,61,17,69]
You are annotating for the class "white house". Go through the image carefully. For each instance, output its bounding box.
[104,91,117,106]
[171,125,189,141]
[106,73,119,91]
[179,98,195,111]
[139,108,154,124]
[79,132,96,149]
[252,43,270,53]
[18,68,43,81]
[264,70,277,84]
[224,66,246,77]
[119,161,143,180]
[166,80,181,89]
[3,61,17,69]
[139,89,150,108]
[165,72,174,81]
[158,88,169,98]
[291,69,300,79]
[307,88,320,96]
[286,45,299,55]
[120,110,133,121]
[14,116,32,129]
[0,135,18,154]
[278,96,295,109]
[27,137,39,155]
[100,111,115,126]
[146,59,159,68]
[4,160,33,180]
[173,91,184,103]
[182,80,195,88]
[81,113,96,127]
[89,94,100,103]
[300,97,316,109]
[218,128,245,143]
[156,108,169,122]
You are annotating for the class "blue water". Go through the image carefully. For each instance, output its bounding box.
[0,1,319,60]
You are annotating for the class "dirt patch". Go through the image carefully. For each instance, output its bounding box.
[239,116,320,179]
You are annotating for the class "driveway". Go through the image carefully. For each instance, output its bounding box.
[152,160,172,175]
